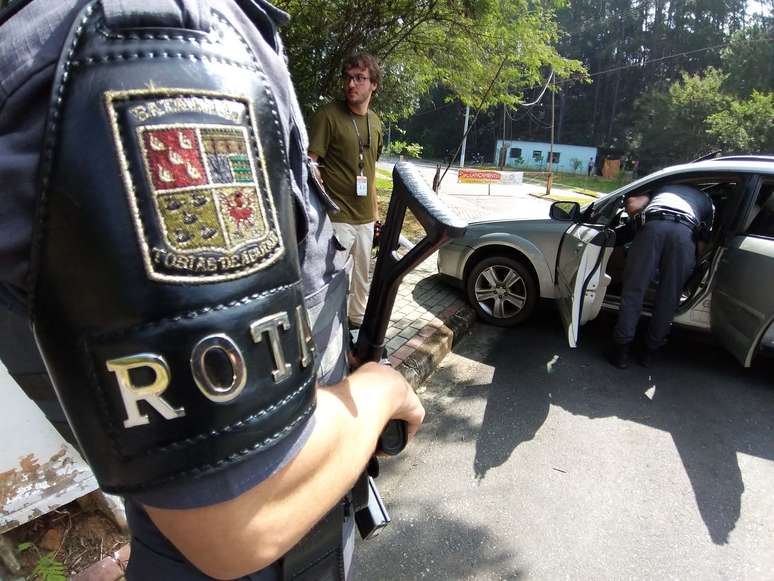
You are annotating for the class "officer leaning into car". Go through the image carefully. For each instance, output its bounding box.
[611,184,714,368]
[0,0,424,579]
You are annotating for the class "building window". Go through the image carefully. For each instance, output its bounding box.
[549,152,561,163]
[532,150,543,161]
[510,147,522,158]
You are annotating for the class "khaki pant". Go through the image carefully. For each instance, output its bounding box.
[332,221,374,326]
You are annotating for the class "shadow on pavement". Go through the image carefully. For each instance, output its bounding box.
[355,499,523,581]
[430,301,774,546]
[410,272,451,313]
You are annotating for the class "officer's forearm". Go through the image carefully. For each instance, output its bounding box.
[144,362,415,579]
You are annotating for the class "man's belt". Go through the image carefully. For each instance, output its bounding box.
[643,211,698,229]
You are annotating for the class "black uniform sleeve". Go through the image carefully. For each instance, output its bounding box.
[22,0,319,495]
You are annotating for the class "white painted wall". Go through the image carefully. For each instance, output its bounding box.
[0,362,97,533]
[494,140,598,174]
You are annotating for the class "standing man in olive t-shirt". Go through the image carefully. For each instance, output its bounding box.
[309,52,384,329]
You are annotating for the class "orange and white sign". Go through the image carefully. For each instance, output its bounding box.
[458,169,523,185]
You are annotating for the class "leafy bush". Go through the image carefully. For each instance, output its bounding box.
[386,140,423,159]
[31,552,67,581]
[571,158,583,173]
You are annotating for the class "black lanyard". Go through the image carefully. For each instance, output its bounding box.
[350,113,371,177]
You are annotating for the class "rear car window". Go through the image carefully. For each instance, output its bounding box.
[746,184,774,239]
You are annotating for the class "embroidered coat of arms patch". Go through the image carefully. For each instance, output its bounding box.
[105,89,284,283]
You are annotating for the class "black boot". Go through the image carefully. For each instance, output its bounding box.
[638,346,658,367]
[610,342,631,369]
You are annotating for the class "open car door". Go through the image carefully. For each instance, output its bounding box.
[711,235,774,367]
[556,224,615,347]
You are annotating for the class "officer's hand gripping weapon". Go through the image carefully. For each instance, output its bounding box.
[355,161,467,455]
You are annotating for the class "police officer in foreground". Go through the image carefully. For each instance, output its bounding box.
[611,184,714,369]
[0,0,424,579]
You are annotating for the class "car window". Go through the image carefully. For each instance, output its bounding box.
[586,193,623,224]
[585,176,738,227]
[698,180,739,229]
[746,183,774,238]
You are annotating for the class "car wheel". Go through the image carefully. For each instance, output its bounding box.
[466,256,537,327]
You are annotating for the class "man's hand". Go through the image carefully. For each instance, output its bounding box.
[145,361,424,579]
[308,152,324,185]
[352,361,425,441]
[624,194,650,217]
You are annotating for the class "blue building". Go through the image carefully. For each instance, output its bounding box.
[493,140,597,174]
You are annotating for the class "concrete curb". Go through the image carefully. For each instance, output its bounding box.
[396,304,476,389]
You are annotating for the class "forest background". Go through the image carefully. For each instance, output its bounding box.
[275,0,773,173]
[2,0,771,172]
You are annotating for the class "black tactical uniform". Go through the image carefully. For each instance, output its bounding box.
[612,184,714,367]
[0,0,355,578]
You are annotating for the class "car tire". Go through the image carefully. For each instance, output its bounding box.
[466,256,537,327]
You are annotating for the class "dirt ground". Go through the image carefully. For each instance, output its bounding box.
[3,500,128,579]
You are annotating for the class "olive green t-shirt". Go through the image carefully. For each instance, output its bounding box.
[308,101,383,224]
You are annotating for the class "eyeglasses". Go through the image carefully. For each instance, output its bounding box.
[343,74,371,85]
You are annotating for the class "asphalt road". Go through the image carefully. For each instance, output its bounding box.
[356,301,774,580]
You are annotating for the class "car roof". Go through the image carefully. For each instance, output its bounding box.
[709,154,774,163]
[602,158,774,198]
[578,158,774,211]
[664,158,774,175]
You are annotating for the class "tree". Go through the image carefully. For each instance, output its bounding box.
[533,0,747,150]
[707,91,774,152]
[631,68,731,169]
[273,0,584,120]
[721,24,774,98]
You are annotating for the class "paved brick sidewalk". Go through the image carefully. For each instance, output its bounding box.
[383,254,467,364]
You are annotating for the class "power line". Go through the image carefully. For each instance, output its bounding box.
[519,71,554,107]
[526,109,551,128]
[409,101,457,117]
[438,56,509,186]
[558,36,774,86]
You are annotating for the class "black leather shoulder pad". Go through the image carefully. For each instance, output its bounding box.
[29,0,317,494]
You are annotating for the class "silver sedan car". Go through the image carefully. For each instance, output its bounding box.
[438,156,774,368]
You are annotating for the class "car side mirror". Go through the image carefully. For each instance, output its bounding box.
[549,201,581,222]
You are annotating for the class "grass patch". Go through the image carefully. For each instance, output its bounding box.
[532,192,596,205]
[523,172,631,197]
[375,167,393,192]
[375,171,424,242]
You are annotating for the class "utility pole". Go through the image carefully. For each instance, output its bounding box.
[500,103,507,168]
[546,76,555,196]
[503,102,506,141]
[460,104,470,167]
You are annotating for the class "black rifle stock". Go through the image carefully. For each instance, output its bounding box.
[355,161,467,455]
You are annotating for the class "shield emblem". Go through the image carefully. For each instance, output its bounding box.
[140,125,268,253]
[106,90,284,283]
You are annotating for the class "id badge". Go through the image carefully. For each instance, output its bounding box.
[356,175,368,197]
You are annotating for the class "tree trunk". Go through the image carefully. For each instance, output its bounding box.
[557,89,566,144]
[606,71,621,146]
[591,74,601,143]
